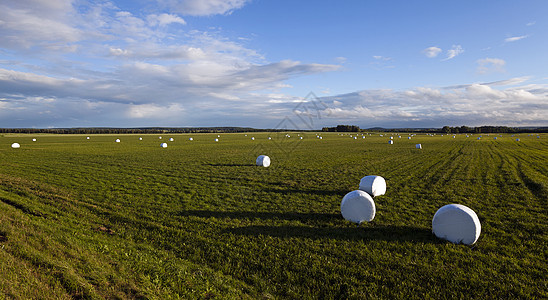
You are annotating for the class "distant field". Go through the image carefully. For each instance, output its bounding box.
[0,132,546,299]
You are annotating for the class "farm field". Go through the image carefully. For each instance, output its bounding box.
[0,132,546,299]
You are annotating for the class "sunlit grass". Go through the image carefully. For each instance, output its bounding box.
[1,132,546,298]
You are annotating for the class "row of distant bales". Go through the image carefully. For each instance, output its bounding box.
[8,132,540,149]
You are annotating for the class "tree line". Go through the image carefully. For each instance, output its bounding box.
[0,127,301,134]
[1,125,546,134]
[322,125,547,133]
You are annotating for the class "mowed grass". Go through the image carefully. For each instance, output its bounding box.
[0,132,546,299]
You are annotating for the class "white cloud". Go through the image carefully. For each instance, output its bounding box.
[443,45,464,61]
[157,0,250,16]
[422,46,442,58]
[476,58,506,74]
[373,56,392,61]
[316,79,548,127]
[147,13,186,27]
[504,35,529,43]
[526,21,535,26]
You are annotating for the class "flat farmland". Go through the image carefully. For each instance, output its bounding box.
[0,133,546,299]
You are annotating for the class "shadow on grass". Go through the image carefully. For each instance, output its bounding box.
[262,188,347,197]
[177,210,438,243]
[177,210,339,222]
[225,224,438,243]
[206,163,254,167]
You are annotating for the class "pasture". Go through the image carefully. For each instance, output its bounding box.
[0,132,546,299]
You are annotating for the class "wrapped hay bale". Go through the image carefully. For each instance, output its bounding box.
[341,190,376,224]
[32,138,37,142]
[169,138,174,141]
[358,175,386,197]
[432,204,481,245]
[115,139,121,143]
[139,137,143,140]
[189,137,193,141]
[388,140,393,144]
[215,138,219,142]
[256,155,271,167]
[416,144,422,149]
[11,143,20,148]
[160,143,168,148]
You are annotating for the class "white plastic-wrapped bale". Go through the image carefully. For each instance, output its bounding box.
[516,138,520,141]
[11,143,20,148]
[215,138,219,142]
[86,137,90,140]
[408,137,411,139]
[340,190,376,224]
[32,138,36,142]
[139,137,143,140]
[358,175,386,197]
[432,204,481,245]
[159,136,162,139]
[115,139,121,143]
[161,143,168,148]
[251,137,255,140]
[189,137,193,141]
[390,136,393,139]
[169,138,174,141]
[256,155,271,167]
[416,144,422,149]
[388,140,393,144]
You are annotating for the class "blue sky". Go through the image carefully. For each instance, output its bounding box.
[0,0,546,129]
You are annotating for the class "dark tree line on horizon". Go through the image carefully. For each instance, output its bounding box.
[0,125,546,134]
[322,125,547,133]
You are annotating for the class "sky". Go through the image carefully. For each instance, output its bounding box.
[0,0,547,129]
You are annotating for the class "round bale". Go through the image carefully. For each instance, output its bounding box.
[340,190,376,224]
[432,204,481,245]
[256,155,271,167]
[11,143,20,148]
[358,175,386,197]
[160,143,168,148]
[115,139,121,143]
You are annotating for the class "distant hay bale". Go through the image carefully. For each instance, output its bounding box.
[251,137,255,140]
[432,204,481,245]
[159,136,162,139]
[11,143,20,148]
[390,136,393,139]
[319,136,323,139]
[268,137,272,140]
[169,138,174,141]
[408,137,411,139]
[300,137,303,139]
[86,137,90,140]
[139,137,143,140]
[189,137,193,141]
[494,137,497,140]
[256,155,271,167]
[416,144,422,149]
[160,143,168,148]
[341,190,376,224]
[359,175,386,197]
[477,137,481,140]
[388,140,393,144]
[32,138,36,142]
[516,138,520,141]
[215,138,219,142]
[115,139,121,143]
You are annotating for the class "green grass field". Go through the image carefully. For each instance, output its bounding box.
[0,132,546,299]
